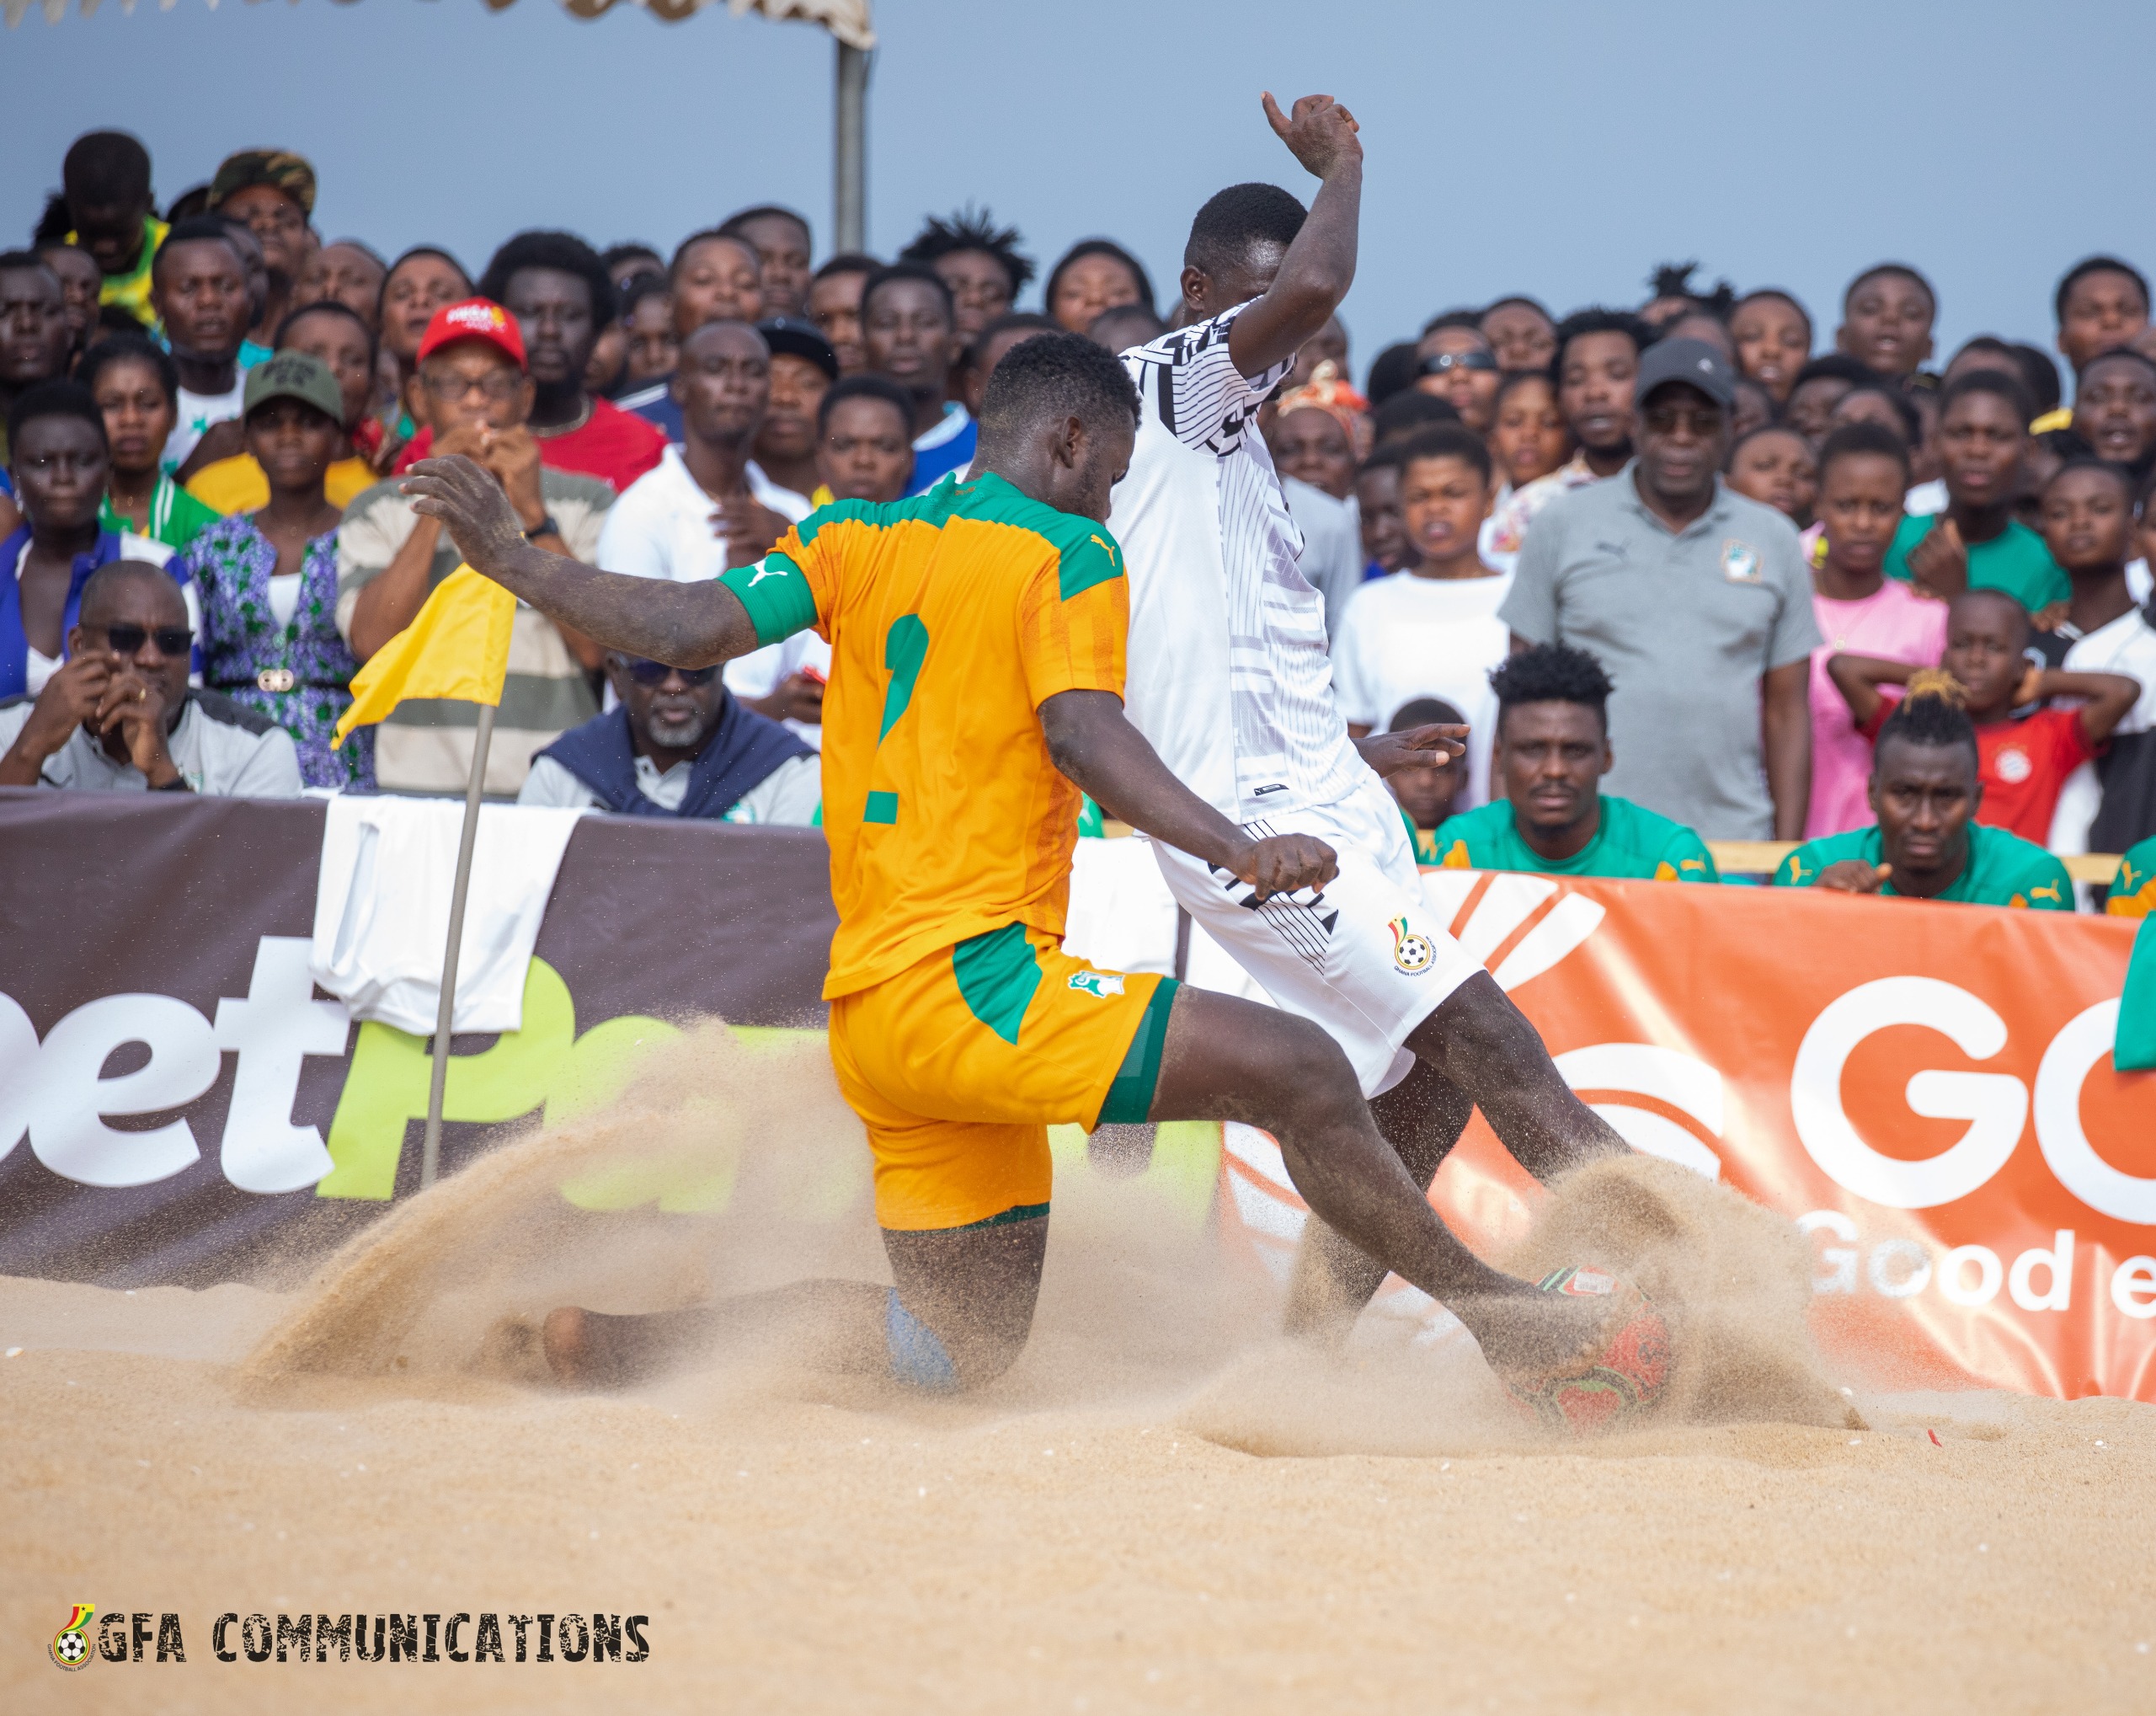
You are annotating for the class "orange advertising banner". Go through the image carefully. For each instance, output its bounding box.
[1219,871,2156,1402]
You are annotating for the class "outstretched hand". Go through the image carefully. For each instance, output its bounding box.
[1355,722,1468,781]
[403,456,529,580]
[1232,831,1339,903]
[1262,91,1362,180]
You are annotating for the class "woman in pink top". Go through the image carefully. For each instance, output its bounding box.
[1806,422,1950,837]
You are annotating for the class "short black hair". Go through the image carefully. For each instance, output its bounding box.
[1396,423,1493,485]
[1940,367,2033,429]
[1817,420,1911,485]
[670,228,760,281]
[721,204,812,243]
[1550,307,1652,380]
[1489,643,1615,735]
[1731,375,1779,426]
[900,206,1035,297]
[620,271,670,320]
[969,310,1057,369]
[977,329,1139,441]
[276,296,379,366]
[1723,423,1810,470]
[1732,286,1814,341]
[814,251,881,282]
[860,261,954,329]
[1420,307,1485,339]
[1389,696,1466,733]
[2079,346,2156,387]
[1646,259,1735,318]
[1086,302,1166,351]
[1364,340,1422,408]
[34,194,73,249]
[2055,255,2150,323]
[1492,366,1557,414]
[1875,680,1978,773]
[151,215,243,284]
[62,130,152,207]
[2009,344,2063,418]
[7,377,106,458]
[0,249,58,286]
[2034,426,2095,465]
[384,243,470,291]
[163,184,211,224]
[1480,294,1550,323]
[77,332,179,408]
[1790,352,1880,393]
[1844,263,1936,317]
[1044,239,1155,320]
[2046,456,2135,504]
[602,241,663,274]
[817,372,915,436]
[1371,389,1460,446]
[1836,382,1921,444]
[478,230,618,325]
[1186,183,1305,281]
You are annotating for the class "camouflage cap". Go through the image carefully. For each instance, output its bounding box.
[209,149,318,217]
[243,351,344,425]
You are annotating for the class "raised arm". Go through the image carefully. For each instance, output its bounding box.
[403,456,764,670]
[1825,651,1915,728]
[2029,666,2143,746]
[1038,689,1337,901]
[1224,94,1364,381]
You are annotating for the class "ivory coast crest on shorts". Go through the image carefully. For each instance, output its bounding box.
[1386,915,1437,976]
[51,1605,94,1671]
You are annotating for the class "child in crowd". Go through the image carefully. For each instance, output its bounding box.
[1384,695,1469,863]
[1330,425,1510,809]
[79,332,220,551]
[1482,368,1572,568]
[1803,424,1948,837]
[1354,443,1415,579]
[1782,354,1877,448]
[178,352,371,788]
[1723,425,1817,528]
[1728,288,1812,405]
[1828,585,2139,845]
[1835,264,1935,381]
[2069,348,2156,477]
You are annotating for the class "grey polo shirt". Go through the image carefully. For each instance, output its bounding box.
[1501,465,1821,839]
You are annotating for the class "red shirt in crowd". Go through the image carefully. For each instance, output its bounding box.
[1864,691,2097,843]
[392,396,666,493]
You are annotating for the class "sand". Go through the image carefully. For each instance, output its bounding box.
[7,1025,2156,1712]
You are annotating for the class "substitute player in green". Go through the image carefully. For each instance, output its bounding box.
[1428,644,1719,882]
[1774,682,2073,908]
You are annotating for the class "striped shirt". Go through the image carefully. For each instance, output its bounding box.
[334,471,613,797]
[1108,304,1365,821]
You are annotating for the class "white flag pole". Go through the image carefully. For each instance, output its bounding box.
[420,702,496,1191]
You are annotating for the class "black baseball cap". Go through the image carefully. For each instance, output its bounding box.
[1634,337,1737,410]
[756,317,839,382]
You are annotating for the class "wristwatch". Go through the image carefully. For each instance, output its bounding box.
[524,515,563,542]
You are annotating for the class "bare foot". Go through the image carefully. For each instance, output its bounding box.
[541,1304,719,1390]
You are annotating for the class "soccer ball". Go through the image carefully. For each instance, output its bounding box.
[1502,1265,1672,1436]
[51,1629,88,1668]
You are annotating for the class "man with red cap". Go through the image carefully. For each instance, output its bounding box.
[334,297,616,796]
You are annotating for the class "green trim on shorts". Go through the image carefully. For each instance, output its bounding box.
[1097,976,1178,1125]
[942,1201,1051,1232]
[952,922,1041,1045]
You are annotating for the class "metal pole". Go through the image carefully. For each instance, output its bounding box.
[420,701,496,1191]
[834,40,870,254]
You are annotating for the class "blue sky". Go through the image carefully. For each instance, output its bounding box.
[4,0,2152,388]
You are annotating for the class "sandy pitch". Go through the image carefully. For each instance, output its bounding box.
[6,1026,2155,1712]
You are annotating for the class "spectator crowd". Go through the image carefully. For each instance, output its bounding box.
[3,127,2154,917]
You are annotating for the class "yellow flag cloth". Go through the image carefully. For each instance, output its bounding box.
[332,564,515,746]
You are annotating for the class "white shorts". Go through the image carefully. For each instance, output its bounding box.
[1151,774,1479,1097]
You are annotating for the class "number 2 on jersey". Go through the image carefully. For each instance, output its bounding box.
[864,613,928,825]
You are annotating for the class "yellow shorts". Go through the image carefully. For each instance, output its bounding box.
[827,922,1177,1232]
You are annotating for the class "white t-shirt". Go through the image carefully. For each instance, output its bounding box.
[163,376,248,475]
[2047,603,2156,853]
[1329,568,1514,810]
[1109,303,1365,821]
[595,446,823,745]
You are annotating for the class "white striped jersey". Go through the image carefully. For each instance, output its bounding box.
[1107,303,1367,821]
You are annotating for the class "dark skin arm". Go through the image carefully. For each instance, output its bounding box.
[1761,657,1812,842]
[1826,651,1913,730]
[401,455,762,669]
[1040,690,1337,901]
[2012,662,2142,745]
[1222,94,1364,381]
[1353,721,1467,779]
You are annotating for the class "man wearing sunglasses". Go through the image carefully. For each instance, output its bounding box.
[517,650,819,824]
[1412,317,1501,432]
[0,558,300,795]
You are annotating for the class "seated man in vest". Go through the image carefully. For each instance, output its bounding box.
[1774,681,2072,908]
[518,649,819,823]
[1432,642,1718,880]
[0,559,300,794]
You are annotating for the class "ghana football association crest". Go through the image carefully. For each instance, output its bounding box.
[51,1606,95,1671]
[1386,914,1437,976]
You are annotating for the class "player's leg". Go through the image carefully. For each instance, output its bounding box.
[1146,984,1613,1376]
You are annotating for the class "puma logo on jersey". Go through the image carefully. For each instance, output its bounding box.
[746,560,790,586]
[1089,534,1118,566]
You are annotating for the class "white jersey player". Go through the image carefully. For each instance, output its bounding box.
[1105,92,1626,1333]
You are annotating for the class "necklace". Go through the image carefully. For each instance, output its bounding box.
[532,398,595,439]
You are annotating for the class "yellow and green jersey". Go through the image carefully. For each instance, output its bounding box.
[1774,822,2072,909]
[2108,836,2156,918]
[74,215,167,329]
[722,473,1128,1000]
[2115,837,2156,1072]
[1425,795,1717,883]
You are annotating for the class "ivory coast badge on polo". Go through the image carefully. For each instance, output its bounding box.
[1721,538,1763,584]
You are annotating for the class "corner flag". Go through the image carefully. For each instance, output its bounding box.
[332,564,514,746]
